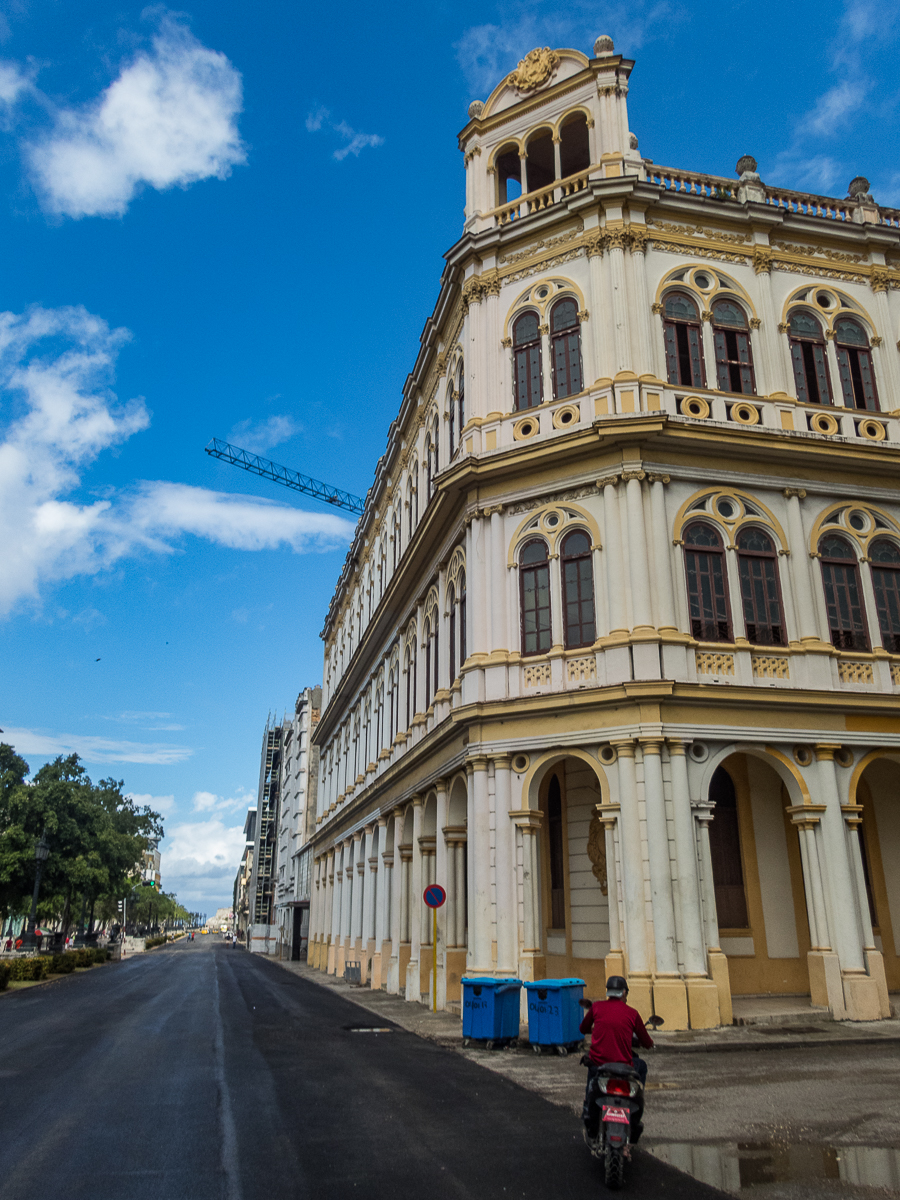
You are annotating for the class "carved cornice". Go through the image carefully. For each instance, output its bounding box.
[752,247,773,275]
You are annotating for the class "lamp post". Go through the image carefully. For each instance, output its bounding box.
[23,829,50,950]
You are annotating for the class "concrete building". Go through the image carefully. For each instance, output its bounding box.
[306,36,900,1028]
[234,807,256,943]
[140,839,161,889]
[274,687,322,960]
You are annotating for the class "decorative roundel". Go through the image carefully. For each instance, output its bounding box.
[689,742,709,763]
[730,402,759,426]
[858,418,885,442]
[514,416,539,440]
[835,747,854,768]
[553,404,579,429]
[681,396,710,419]
[810,411,840,436]
[598,745,617,766]
[793,745,813,767]
[512,753,530,773]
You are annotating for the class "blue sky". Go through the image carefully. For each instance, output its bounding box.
[1,0,897,917]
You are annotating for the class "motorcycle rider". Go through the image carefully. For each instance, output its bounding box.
[578,976,654,1148]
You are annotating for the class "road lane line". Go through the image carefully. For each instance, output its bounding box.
[214,958,243,1200]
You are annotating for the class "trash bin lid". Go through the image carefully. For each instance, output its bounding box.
[462,975,521,988]
[524,978,586,989]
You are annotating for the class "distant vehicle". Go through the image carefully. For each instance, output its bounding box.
[220,925,228,934]
[201,928,209,935]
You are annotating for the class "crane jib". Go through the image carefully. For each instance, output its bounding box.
[204,439,365,516]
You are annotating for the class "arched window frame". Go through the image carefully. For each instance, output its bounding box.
[683,522,732,643]
[712,299,756,395]
[819,534,869,651]
[558,111,590,178]
[788,310,833,405]
[448,582,457,684]
[550,297,584,400]
[663,291,706,388]
[560,528,595,648]
[456,365,465,449]
[519,538,552,656]
[868,539,900,652]
[834,318,879,411]
[513,310,543,411]
[735,526,786,646]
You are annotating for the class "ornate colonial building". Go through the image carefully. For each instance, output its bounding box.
[306,37,900,1028]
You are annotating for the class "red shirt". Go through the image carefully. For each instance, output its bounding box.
[579,998,654,1066]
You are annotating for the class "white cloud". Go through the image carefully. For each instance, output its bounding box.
[127,792,176,815]
[2,726,193,765]
[0,304,356,617]
[160,817,247,904]
[28,16,245,218]
[191,788,251,816]
[227,413,301,453]
[798,79,869,137]
[306,106,384,161]
[0,59,30,109]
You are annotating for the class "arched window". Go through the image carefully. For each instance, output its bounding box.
[513,311,543,410]
[391,514,399,570]
[869,539,900,652]
[683,523,731,642]
[736,527,785,645]
[404,647,416,727]
[559,112,590,177]
[448,584,457,683]
[547,773,566,928]
[387,667,395,745]
[560,529,595,648]
[819,535,869,650]
[496,144,522,205]
[423,620,432,708]
[708,767,749,928]
[520,539,552,655]
[663,291,705,387]
[525,128,554,192]
[456,365,465,447]
[712,300,755,394]
[429,417,439,497]
[550,299,583,399]
[448,387,456,458]
[835,318,878,411]
[788,311,832,405]
[459,569,467,670]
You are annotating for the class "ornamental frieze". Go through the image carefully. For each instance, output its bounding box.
[772,241,866,264]
[506,47,560,93]
[499,225,583,266]
[649,239,751,265]
[646,218,751,245]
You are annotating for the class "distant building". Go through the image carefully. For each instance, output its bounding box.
[140,839,161,889]
[274,687,322,960]
[233,807,256,941]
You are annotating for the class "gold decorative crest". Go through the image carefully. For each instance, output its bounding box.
[507,47,560,93]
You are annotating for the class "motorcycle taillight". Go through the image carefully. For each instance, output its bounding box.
[606,1078,631,1096]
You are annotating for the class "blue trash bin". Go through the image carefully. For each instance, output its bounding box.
[461,976,523,1043]
[524,978,586,1048]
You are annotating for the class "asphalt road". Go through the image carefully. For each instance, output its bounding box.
[0,937,727,1200]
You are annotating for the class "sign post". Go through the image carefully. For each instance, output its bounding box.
[423,885,447,1013]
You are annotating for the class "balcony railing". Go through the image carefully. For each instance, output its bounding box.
[488,167,594,227]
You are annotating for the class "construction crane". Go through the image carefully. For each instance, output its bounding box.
[204,438,365,516]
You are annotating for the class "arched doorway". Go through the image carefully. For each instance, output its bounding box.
[853,756,900,992]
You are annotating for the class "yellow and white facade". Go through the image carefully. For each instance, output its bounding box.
[307,37,900,1028]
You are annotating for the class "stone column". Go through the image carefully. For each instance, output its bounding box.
[493,755,517,974]
[361,823,377,981]
[373,816,389,990]
[612,741,650,1013]
[513,812,543,973]
[607,228,630,372]
[336,840,351,976]
[751,248,782,395]
[598,803,625,981]
[624,472,653,633]
[490,507,507,651]
[387,808,404,994]
[325,849,337,974]
[693,804,732,1026]
[649,475,677,633]
[788,804,842,1013]
[846,813,890,1017]
[351,830,364,950]
[783,490,819,642]
[434,780,449,1008]
[468,758,492,972]
[405,797,424,1000]
[641,739,688,1029]
[669,742,718,1027]
[627,228,654,377]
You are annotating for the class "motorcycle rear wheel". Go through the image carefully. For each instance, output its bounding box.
[604,1143,625,1191]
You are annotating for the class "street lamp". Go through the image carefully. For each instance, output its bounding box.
[23,829,50,950]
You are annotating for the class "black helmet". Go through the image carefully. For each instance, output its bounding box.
[606,975,628,998]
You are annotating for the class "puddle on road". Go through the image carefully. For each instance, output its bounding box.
[647,1141,900,1194]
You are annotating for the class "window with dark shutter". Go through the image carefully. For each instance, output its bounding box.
[737,527,785,645]
[819,535,869,650]
[560,529,595,648]
[788,311,832,405]
[712,300,756,394]
[684,522,732,642]
[870,539,900,653]
[708,767,749,928]
[835,318,879,411]
[550,298,583,399]
[520,538,552,655]
[663,291,706,387]
[513,312,543,410]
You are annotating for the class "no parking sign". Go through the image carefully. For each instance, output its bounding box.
[424,884,446,908]
[423,884,446,1012]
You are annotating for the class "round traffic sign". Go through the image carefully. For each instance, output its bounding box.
[423,884,446,908]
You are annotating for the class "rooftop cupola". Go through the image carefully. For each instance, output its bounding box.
[459,36,640,233]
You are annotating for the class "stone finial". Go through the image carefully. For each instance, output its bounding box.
[593,34,614,56]
[467,100,484,119]
[847,175,871,199]
[629,132,639,150]
[735,155,758,177]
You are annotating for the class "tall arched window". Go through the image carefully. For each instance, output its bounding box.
[869,539,900,652]
[423,620,432,708]
[835,318,878,411]
[547,773,566,928]
[708,767,749,928]
[448,386,456,459]
[429,417,439,496]
[513,311,543,410]
[550,298,583,399]
[820,535,869,650]
[525,128,554,192]
[404,647,416,727]
[520,539,552,654]
[459,569,467,670]
[448,584,457,683]
[559,112,590,177]
[560,529,595,648]
[663,291,705,387]
[788,311,832,405]
[456,365,465,447]
[387,667,395,745]
[712,299,755,394]
[736,527,785,645]
[684,523,731,642]
[391,515,399,570]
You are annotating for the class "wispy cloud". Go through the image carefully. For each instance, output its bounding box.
[160,816,247,906]
[227,413,301,453]
[102,712,186,731]
[0,59,31,111]
[2,726,193,765]
[127,791,177,815]
[305,105,384,161]
[0,304,356,618]
[191,788,252,816]
[26,14,245,218]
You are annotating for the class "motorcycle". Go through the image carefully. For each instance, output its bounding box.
[582,1014,664,1190]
